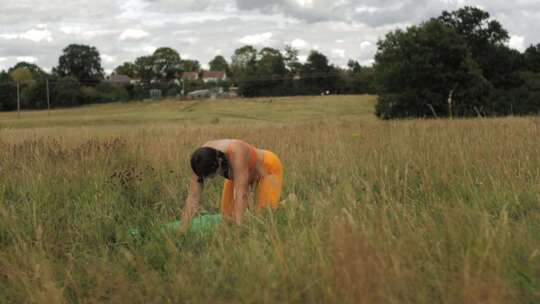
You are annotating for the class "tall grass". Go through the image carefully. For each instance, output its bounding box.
[0,96,538,303]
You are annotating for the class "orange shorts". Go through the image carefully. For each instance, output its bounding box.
[220,150,283,217]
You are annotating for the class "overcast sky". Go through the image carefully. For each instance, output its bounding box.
[1,0,539,73]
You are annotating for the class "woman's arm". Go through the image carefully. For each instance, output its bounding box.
[180,174,203,231]
[229,146,251,224]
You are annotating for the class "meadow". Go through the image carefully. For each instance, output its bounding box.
[0,95,538,303]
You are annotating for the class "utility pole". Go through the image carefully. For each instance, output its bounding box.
[16,81,21,117]
[447,89,454,119]
[46,79,51,115]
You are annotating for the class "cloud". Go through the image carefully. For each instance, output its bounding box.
[238,32,274,45]
[508,35,526,52]
[16,56,38,63]
[101,54,117,64]
[291,38,309,49]
[0,27,53,43]
[119,29,150,41]
[331,49,346,58]
[20,28,53,42]
[0,0,540,73]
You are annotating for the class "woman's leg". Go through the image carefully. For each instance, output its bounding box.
[220,179,235,218]
[256,150,283,209]
[255,174,283,209]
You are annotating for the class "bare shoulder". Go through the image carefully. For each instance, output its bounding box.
[202,139,251,154]
[202,139,232,153]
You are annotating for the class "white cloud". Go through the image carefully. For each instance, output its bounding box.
[0,28,53,43]
[238,32,273,45]
[16,56,38,63]
[508,35,526,52]
[296,0,315,9]
[20,28,53,42]
[360,59,375,66]
[291,38,309,49]
[360,41,372,49]
[355,5,380,14]
[0,34,18,40]
[335,39,345,43]
[0,57,7,70]
[101,54,117,64]
[331,49,346,58]
[142,46,157,54]
[179,37,200,44]
[119,29,149,41]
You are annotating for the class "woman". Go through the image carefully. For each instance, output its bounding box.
[181,139,283,227]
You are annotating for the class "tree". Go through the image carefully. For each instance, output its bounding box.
[347,60,362,74]
[9,67,35,86]
[209,55,230,75]
[231,45,257,77]
[54,44,104,83]
[255,47,287,96]
[438,6,509,48]
[8,62,46,77]
[374,19,492,119]
[134,56,155,82]
[0,71,16,110]
[114,62,137,78]
[524,44,540,73]
[231,46,258,96]
[437,6,509,84]
[152,47,181,80]
[181,59,201,72]
[284,45,302,75]
[300,50,337,94]
[54,76,81,107]
[8,63,49,109]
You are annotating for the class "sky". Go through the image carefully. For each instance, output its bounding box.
[1,0,540,74]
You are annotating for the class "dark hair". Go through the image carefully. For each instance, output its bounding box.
[190,147,223,183]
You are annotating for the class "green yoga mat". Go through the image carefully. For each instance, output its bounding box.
[128,214,221,238]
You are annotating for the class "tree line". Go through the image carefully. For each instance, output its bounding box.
[0,43,374,111]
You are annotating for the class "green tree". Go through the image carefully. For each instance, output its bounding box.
[284,45,302,75]
[54,76,81,106]
[54,44,104,83]
[0,71,16,110]
[231,45,257,77]
[9,67,35,86]
[209,55,230,75]
[8,62,46,78]
[524,44,540,73]
[114,62,137,78]
[437,6,509,84]
[347,60,362,74]
[8,63,50,109]
[255,47,287,96]
[300,50,337,94]
[134,56,155,82]
[181,59,200,72]
[375,19,491,119]
[152,47,182,80]
[231,45,258,96]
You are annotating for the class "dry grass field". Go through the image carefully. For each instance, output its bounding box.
[0,95,538,303]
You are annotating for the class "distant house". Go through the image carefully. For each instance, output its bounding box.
[202,71,227,83]
[181,72,199,81]
[104,74,132,86]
